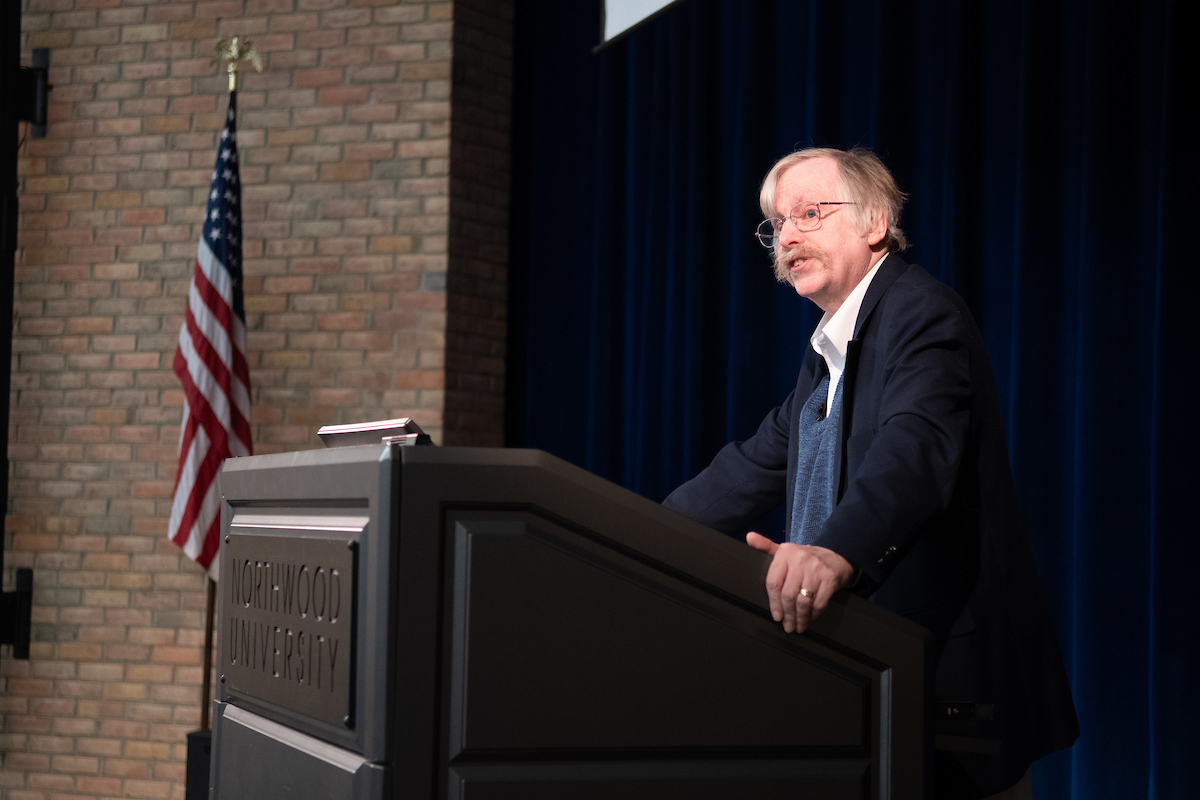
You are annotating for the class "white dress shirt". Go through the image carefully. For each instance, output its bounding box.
[808,256,886,416]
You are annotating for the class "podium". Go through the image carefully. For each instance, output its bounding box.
[209,445,931,799]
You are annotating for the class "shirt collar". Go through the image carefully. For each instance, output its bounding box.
[809,253,888,372]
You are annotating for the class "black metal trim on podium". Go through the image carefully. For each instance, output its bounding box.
[209,445,931,799]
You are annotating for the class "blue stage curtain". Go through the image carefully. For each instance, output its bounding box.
[508,1,1197,796]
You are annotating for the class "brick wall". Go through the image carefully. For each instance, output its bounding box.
[1,0,512,797]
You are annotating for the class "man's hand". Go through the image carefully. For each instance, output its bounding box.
[746,532,854,634]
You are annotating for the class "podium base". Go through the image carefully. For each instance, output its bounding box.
[186,729,211,800]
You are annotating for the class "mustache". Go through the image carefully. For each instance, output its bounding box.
[773,244,825,283]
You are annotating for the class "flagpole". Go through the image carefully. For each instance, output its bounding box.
[191,32,260,738]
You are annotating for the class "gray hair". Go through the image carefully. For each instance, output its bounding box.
[759,147,909,252]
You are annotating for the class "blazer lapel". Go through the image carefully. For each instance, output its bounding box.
[852,252,907,340]
[835,252,909,501]
[836,337,861,501]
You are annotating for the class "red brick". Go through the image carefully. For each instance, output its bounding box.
[51,755,100,774]
[296,68,345,88]
[321,161,369,181]
[8,715,53,734]
[374,43,426,63]
[121,24,168,43]
[318,85,369,105]
[78,776,124,794]
[393,370,444,389]
[170,20,218,40]
[125,777,174,798]
[78,736,124,757]
[4,751,51,771]
[105,758,150,778]
[29,772,76,790]
[121,207,166,225]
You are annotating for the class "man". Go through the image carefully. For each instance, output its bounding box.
[664,148,1078,799]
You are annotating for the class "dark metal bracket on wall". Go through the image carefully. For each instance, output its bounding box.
[3,31,46,670]
[0,0,32,677]
[17,47,51,139]
[1,545,32,661]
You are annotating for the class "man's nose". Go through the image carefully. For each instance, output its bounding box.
[778,219,804,248]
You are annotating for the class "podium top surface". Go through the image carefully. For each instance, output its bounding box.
[221,444,930,647]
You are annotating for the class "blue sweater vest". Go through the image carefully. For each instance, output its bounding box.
[789,374,843,545]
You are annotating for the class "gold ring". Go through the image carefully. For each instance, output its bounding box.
[800,589,813,599]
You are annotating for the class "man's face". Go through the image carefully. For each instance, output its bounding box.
[771,157,885,314]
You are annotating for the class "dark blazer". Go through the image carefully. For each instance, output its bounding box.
[664,253,1078,797]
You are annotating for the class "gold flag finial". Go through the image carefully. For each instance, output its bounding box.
[213,35,263,92]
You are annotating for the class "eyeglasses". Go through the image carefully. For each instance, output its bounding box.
[755,201,857,248]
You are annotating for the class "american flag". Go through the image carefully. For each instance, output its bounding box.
[168,93,252,578]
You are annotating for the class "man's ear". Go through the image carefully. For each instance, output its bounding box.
[867,212,888,248]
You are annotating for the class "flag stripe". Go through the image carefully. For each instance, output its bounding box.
[176,320,233,452]
[170,397,196,501]
[171,352,227,549]
[183,279,251,451]
[168,92,250,578]
[193,249,252,440]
